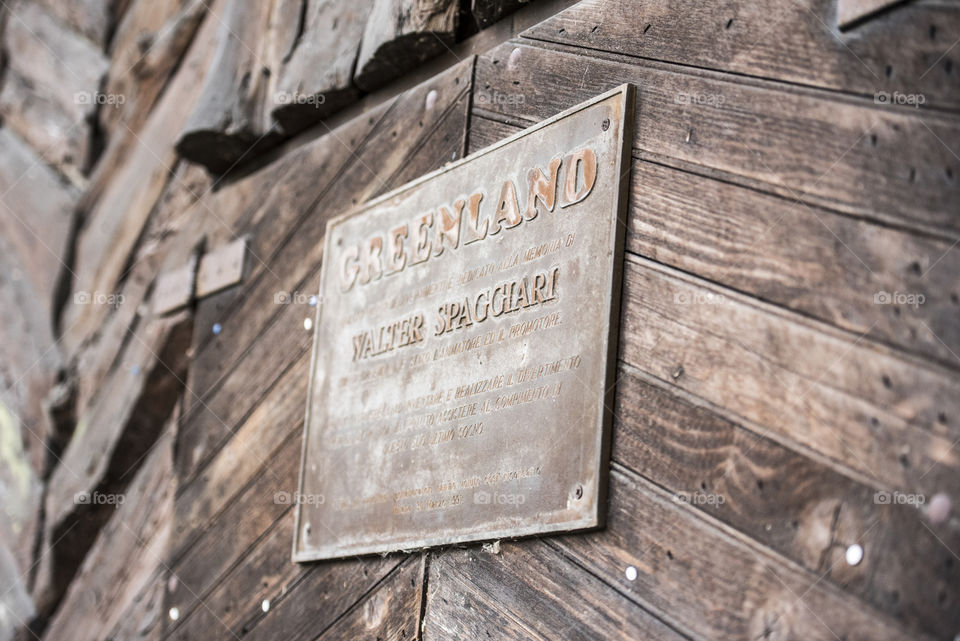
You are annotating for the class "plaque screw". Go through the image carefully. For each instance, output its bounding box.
[168,607,180,621]
[507,47,522,72]
[574,484,583,500]
[303,317,313,331]
[601,118,610,131]
[672,365,684,379]
[261,599,270,613]
[928,492,952,524]
[845,544,864,566]
[625,566,638,581]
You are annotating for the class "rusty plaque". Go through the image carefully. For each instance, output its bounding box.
[294,85,634,561]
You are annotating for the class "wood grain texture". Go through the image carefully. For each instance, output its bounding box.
[618,255,960,499]
[270,0,373,135]
[0,127,77,320]
[554,466,932,640]
[424,543,688,641]
[72,162,209,421]
[474,41,960,238]
[838,0,912,30]
[0,70,92,186]
[174,0,281,173]
[61,0,222,361]
[34,312,191,623]
[0,0,108,123]
[99,0,209,145]
[42,428,176,641]
[31,0,127,46]
[521,0,960,109]
[170,351,308,557]
[354,0,459,91]
[612,365,960,639]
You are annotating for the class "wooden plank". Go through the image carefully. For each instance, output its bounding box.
[618,256,960,501]
[612,365,960,639]
[0,70,92,186]
[170,351,308,557]
[0,127,78,317]
[98,0,208,148]
[354,0,459,92]
[34,312,191,621]
[165,435,301,620]
[838,0,911,30]
[172,296,312,482]
[425,543,689,641]
[72,162,209,420]
[42,428,175,641]
[556,466,932,640]
[61,0,222,360]
[195,235,247,298]
[473,41,960,238]
[103,567,167,641]
[164,514,304,640]
[239,556,416,641]
[174,0,282,173]
[2,1,107,123]
[472,114,960,369]
[31,0,125,47]
[521,0,960,109]
[270,0,373,135]
[165,514,400,641]
[313,556,424,641]
[625,159,960,370]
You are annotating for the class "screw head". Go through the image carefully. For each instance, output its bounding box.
[845,544,864,566]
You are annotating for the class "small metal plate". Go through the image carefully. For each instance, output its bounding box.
[195,236,247,298]
[152,259,197,316]
[294,85,634,561]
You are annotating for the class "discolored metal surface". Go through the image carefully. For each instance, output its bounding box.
[294,85,635,561]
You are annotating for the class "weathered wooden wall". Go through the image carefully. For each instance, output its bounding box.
[1,0,958,640]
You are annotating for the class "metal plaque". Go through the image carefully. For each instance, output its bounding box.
[294,85,634,561]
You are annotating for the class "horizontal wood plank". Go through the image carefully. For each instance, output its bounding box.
[425,542,689,641]
[612,364,960,639]
[474,40,960,238]
[619,255,960,499]
[521,0,960,110]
